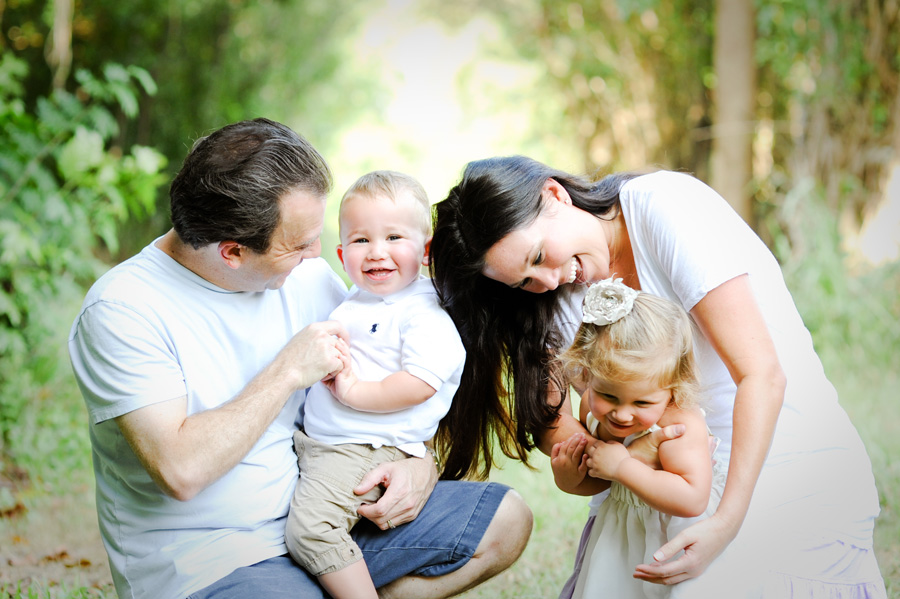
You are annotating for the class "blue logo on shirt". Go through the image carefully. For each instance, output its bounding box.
[370,323,378,333]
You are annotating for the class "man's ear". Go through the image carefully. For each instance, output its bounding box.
[336,245,344,267]
[421,236,432,267]
[542,178,572,205]
[218,241,244,270]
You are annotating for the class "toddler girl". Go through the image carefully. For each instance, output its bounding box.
[555,278,725,599]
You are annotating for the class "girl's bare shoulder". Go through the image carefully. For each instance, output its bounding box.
[658,405,707,431]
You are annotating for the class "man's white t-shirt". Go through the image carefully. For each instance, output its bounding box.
[303,276,465,457]
[68,240,347,599]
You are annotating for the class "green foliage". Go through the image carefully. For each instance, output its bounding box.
[766,177,900,375]
[755,0,900,216]
[0,54,166,474]
[435,0,714,173]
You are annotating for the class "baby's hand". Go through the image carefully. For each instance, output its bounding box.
[322,340,359,403]
[550,433,590,492]
[585,440,630,481]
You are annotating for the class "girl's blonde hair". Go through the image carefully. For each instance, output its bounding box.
[560,293,701,409]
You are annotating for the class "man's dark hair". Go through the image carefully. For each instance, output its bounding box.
[169,118,332,253]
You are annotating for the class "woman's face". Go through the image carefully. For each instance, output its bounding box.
[482,179,613,293]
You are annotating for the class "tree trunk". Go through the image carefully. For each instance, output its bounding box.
[711,0,756,225]
[46,0,73,90]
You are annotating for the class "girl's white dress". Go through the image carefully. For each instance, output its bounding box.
[559,172,886,598]
[568,419,727,599]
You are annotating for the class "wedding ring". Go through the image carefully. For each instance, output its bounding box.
[387,519,395,529]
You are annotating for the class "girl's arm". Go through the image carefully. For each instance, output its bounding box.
[634,274,785,583]
[588,408,712,518]
[541,383,689,496]
[551,394,611,495]
[537,380,589,455]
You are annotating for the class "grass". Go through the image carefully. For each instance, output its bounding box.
[3,365,895,599]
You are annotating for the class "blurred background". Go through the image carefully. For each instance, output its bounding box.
[1,0,898,596]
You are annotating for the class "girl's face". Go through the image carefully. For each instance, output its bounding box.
[585,375,671,442]
[482,179,613,293]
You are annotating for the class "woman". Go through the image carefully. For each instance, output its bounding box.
[429,156,886,597]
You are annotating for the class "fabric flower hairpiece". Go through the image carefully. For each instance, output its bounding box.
[582,277,639,325]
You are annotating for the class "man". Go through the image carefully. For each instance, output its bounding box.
[69,118,532,599]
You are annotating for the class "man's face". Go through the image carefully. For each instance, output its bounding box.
[238,188,326,291]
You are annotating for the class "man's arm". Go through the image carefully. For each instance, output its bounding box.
[116,320,347,501]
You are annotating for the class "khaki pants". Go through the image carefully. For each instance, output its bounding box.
[285,430,408,576]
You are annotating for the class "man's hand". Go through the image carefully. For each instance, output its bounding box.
[276,321,348,390]
[355,455,438,530]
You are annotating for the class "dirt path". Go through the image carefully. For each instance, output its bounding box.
[0,481,113,595]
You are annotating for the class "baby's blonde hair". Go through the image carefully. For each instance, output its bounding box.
[560,293,701,409]
[340,170,431,235]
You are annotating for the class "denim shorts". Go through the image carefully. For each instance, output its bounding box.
[186,480,510,599]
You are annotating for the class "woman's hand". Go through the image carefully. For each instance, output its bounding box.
[632,511,738,585]
[355,455,438,530]
[626,424,687,469]
[550,433,591,492]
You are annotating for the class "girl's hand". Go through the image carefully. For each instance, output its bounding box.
[585,440,631,481]
[633,511,738,585]
[550,433,590,492]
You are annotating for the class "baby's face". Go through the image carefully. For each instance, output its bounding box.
[337,191,430,296]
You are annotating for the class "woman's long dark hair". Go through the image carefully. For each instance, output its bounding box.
[429,156,636,480]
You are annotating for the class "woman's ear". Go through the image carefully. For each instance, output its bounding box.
[542,178,572,205]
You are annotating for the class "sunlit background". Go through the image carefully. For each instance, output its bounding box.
[1,0,898,596]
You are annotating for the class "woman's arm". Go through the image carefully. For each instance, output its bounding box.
[634,274,786,583]
[690,274,785,533]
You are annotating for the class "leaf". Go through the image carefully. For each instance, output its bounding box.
[109,81,139,118]
[58,127,104,179]
[0,288,21,326]
[128,65,158,96]
[132,145,166,175]
[102,63,131,84]
[0,219,42,267]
